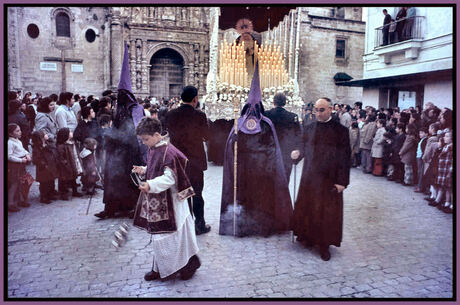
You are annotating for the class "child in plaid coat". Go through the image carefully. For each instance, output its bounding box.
[435,130,453,213]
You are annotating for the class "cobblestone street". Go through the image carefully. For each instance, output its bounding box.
[7,160,453,298]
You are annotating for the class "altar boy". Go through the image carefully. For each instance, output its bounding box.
[133,117,200,281]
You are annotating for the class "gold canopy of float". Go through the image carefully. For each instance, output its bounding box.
[204,9,303,121]
[219,41,289,90]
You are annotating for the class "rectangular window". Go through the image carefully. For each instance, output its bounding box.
[336,39,346,58]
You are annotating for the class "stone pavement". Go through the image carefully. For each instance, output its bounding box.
[7,161,453,298]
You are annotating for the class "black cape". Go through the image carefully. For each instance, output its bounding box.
[219,118,293,237]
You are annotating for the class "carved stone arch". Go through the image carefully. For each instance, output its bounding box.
[148,44,190,99]
[50,7,75,21]
[50,7,76,49]
[146,43,190,67]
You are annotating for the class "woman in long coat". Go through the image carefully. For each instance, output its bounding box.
[34,97,58,142]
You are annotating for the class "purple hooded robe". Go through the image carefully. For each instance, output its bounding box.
[219,63,293,237]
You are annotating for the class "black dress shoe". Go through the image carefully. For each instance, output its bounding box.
[443,206,453,214]
[48,193,58,200]
[40,197,52,204]
[18,201,31,208]
[320,247,331,261]
[180,255,201,280]
[424,197,434,202]
[144,270,160,281]
[297,236,313,248]
[429,200,440,207]
[72,191,83,197]
[94,211,112,219]
[8,206,20,212]
[195,224,211,235]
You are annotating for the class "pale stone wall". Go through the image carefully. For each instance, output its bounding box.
[297,10,365,105]
[8,6,211,98]
[8,7,110,96]
[9,6,364,104]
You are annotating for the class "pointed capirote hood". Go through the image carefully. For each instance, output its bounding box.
[114,42,144,131]
[118,42,133,92]
[238,61,263,134]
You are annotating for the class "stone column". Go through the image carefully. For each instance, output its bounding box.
[141,39,148,91]
[130,39,136,90]
[8,7,22,91]
[183,65,189,86]
[188,63,194,86]
[110,9,123,89]
[135,39,142,90]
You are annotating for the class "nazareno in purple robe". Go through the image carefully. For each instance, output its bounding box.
[102,42,147,215]
[219,62,292,237]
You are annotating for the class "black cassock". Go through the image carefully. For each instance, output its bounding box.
[292,119,351,247]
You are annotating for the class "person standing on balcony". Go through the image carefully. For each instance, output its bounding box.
[403,7,416,40]
[382,9,392,46]
[395,7,407,42]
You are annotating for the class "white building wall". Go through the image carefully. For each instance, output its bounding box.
[362,88,380,109]
[424,80,453,109]
[363,7,453,79]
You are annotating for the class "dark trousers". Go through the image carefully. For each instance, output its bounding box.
[58,178,78,194]
[382,29,389,45]
[361,149,372,173]
[416,158,425,189]
[186,166,206,227]
[39,180,55,199]
[393,161,404,182]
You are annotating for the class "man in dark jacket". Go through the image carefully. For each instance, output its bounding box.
[165,86,211,235]
[291,97,351,261]
[395,7,407,42]
[158,98,169,131]
[382,9,392,45]
[264,93,302,183]
[73,106,98,151]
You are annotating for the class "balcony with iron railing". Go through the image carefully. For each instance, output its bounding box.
[373,16,425,64]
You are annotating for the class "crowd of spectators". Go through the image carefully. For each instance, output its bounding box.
[302,100,453,214]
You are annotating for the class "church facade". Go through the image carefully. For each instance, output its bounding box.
[7,6,210,99]
[7,6,364,105]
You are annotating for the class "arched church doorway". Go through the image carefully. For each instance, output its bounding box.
[149,48,184,100]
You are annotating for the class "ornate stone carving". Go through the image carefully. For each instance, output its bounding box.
[162,7,175,21]
[131,7,143,24]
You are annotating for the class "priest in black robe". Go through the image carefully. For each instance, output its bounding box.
[219,63,292,237]
[291,97,351,261]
